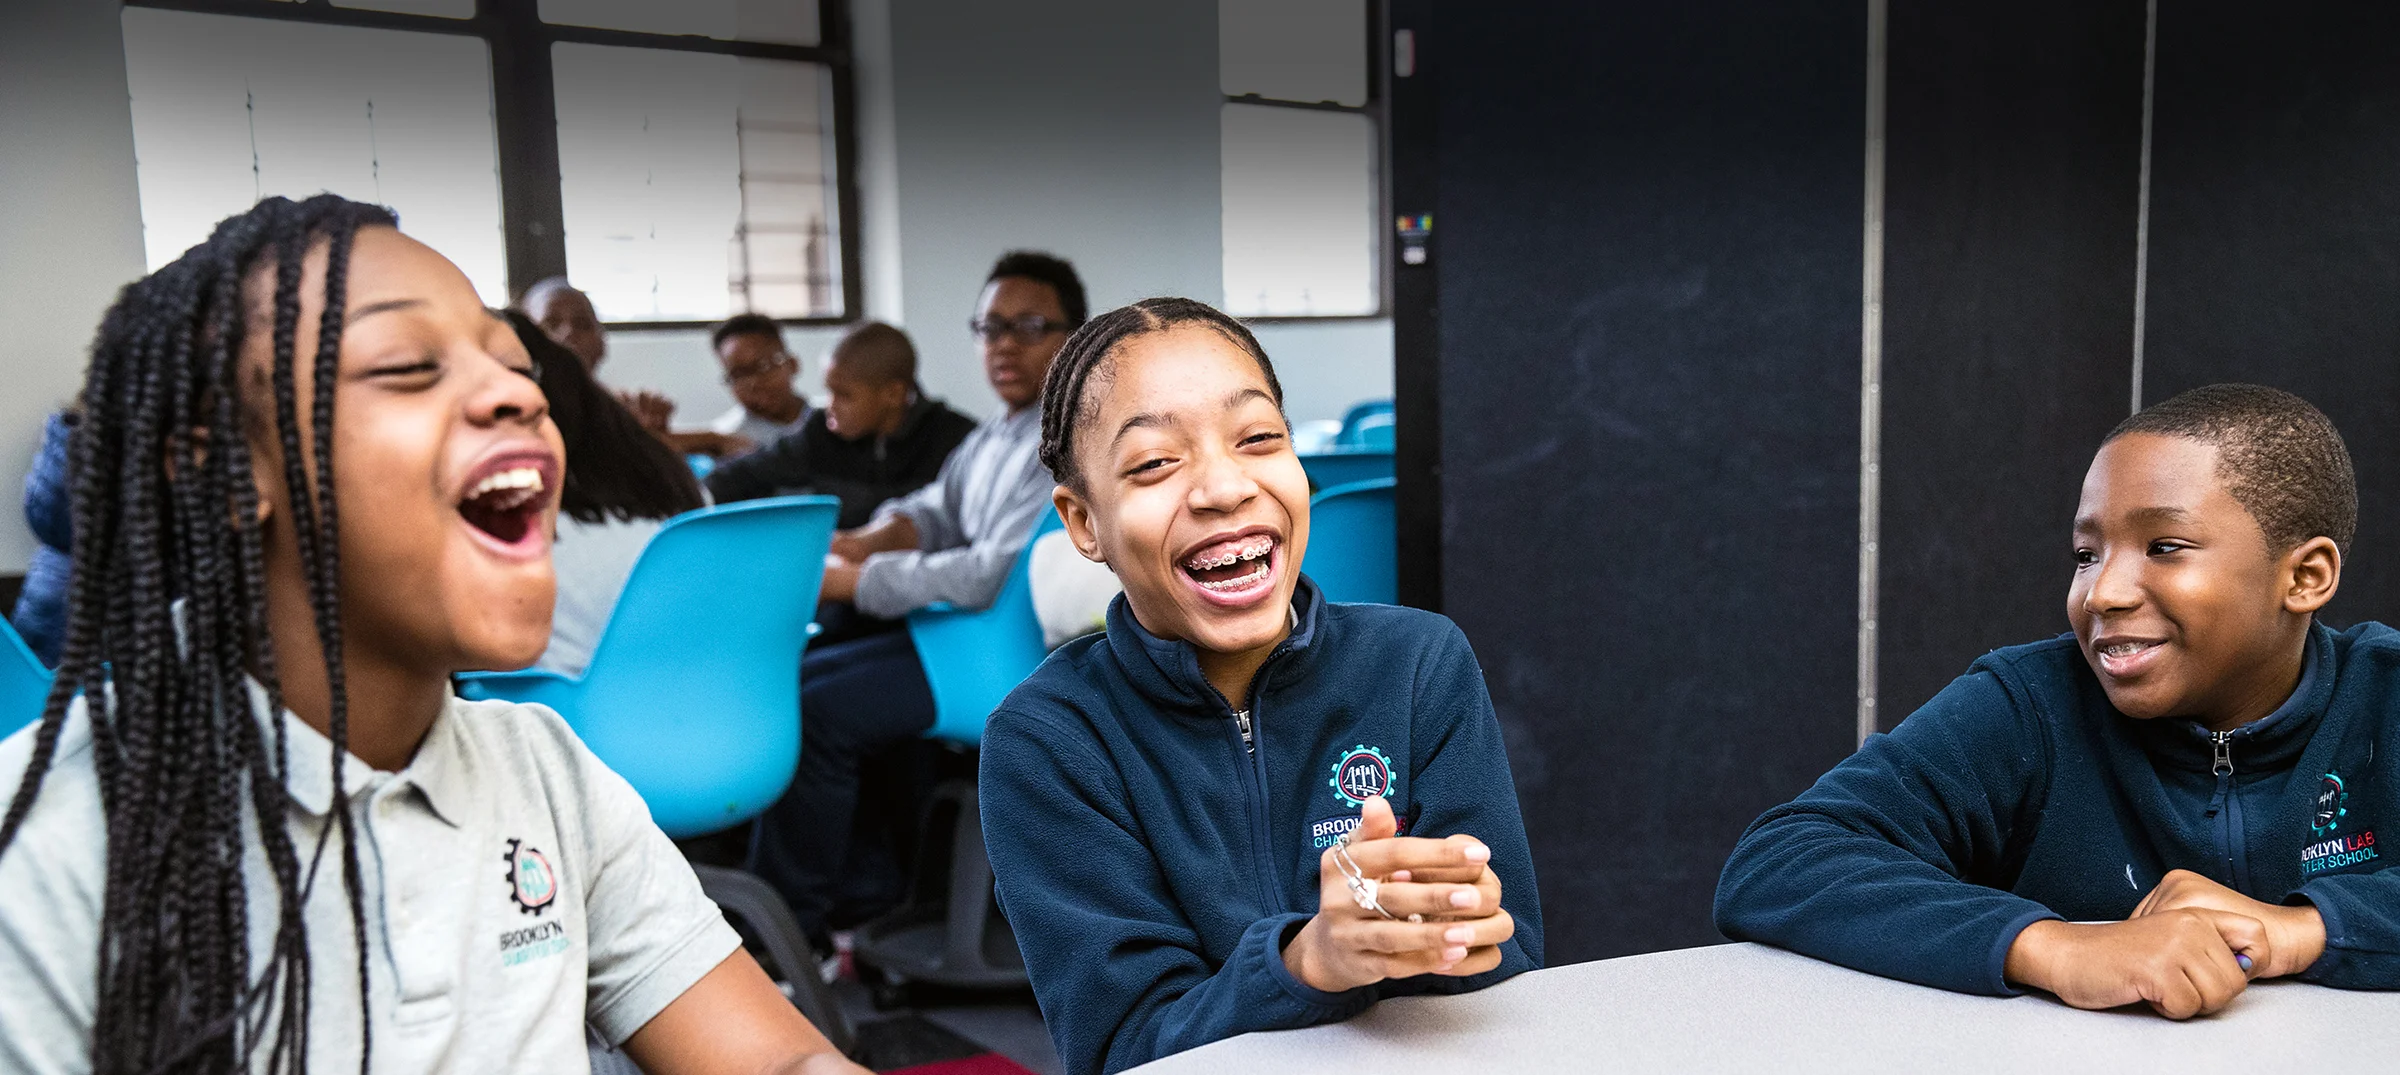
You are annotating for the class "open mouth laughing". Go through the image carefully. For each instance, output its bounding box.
[457,451,558,559]
[1179,528,1281,608]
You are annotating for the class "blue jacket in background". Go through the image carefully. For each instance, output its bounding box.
[11,412,71,667]
[1716,621,2400,995]
[981,578,1543,1075]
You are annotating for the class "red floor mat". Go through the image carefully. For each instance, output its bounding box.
[882,1054,1038,1075]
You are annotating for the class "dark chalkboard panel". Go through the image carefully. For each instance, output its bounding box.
[1423,3,1865,960]
[2142,2,2400,629]
[1875,0,2147,725]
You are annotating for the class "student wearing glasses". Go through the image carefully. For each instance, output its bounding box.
[707,314,815,453]
[747,251,1086,945]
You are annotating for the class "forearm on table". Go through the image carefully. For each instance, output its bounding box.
[2297,874,2400,987]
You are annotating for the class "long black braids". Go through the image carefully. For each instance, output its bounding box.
[0,194,394,1074]
[1035,296,1285,490]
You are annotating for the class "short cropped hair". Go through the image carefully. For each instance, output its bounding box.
[2107,383,2357,555]
[830,321,917,386]
[711,312,784,351]
[987,250,1088,328]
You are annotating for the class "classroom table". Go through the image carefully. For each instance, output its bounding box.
[1125,941,2399,1074]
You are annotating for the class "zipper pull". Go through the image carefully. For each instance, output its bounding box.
[1234,709,1255,754]
[2210,731,2234,777]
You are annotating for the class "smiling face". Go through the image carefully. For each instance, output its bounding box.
[1056,325,1309,668]
[243,226,564,677]
[2068,432,2338,730]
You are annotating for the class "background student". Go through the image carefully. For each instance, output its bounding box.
[512,310,708,678]
[704,313,814,452]
[981,297,1541,1075]
[0,196,862,1073]
[1716,385,2400,1018]
[746,250,1080,946]
[706,320,977,531]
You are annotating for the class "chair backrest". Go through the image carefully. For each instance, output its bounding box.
[1299,450,1395,492]
[1302,478,1397,605]
[0,618,53,741]
[1341,410,1397,451]
[1339,399,1394,437]
[459,495,839,838]
[908,509,1064,746]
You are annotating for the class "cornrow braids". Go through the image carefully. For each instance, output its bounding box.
[2108,383,2359,556]
[1036,297,1284,491]
[0,194,395,1073]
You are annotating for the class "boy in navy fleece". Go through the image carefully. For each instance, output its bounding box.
[981,298,1541,1075]
[1718,384,2400,1018]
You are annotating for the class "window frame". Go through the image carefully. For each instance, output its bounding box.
[1220,0,1391,322]
[122,0,864,329]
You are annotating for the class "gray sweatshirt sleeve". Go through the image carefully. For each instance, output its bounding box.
[871,450,969,552]
[853,451,1049,618]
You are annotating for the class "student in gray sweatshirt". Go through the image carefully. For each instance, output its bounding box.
[747,251,1086,942]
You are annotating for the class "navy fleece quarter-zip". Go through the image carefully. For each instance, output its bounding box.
[1716,622,2400,995]
[980,578,1543,1075]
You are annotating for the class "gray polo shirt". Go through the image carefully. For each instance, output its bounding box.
[0,683,741,1072]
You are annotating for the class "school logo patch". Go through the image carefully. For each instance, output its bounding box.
[2313,772,2351,838]
[502,838,558,916]
[1328,745,1395,808]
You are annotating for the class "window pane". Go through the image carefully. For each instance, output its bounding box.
[120,8,509,305]
[1220,0,1367,106]
[539,0,820,47]
[332,0,475,18]
[1222,105,1377,317]
[552,44,842,321]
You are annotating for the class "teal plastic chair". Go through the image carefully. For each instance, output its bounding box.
[906,508,1065,746]
[1303,478,1398,605]
[456,495,853,1054]
[0,618,52,740]
[1339,399,1394,439]
[1299,450,1395,491]
[1341,410,1396,451]
[456,495,838,838]
[856,508,1063,996]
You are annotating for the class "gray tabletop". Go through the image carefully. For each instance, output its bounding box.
[1126,942,2400,1074]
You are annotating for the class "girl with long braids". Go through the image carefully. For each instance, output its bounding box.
[0,196,864,1075]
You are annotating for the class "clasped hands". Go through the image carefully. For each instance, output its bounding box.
[2005,868,2325,1019]
[1280,795,1515,993]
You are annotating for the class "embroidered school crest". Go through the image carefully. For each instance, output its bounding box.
[1328,745,1395,808]
[2313,772,2350,838]
[502,838,558,915]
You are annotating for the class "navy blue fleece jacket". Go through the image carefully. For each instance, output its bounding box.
[980,578,1542,1075]
[1717,621,2400,995]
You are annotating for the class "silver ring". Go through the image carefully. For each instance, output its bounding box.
[1334,831,1422,923]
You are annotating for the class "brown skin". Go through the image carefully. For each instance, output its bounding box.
[719,332,807,427]
[821,275,1070,596]
[822,356,912,441]
[1049,326,1512,993]
[2003,432,2340,1014]
[524,283,606,371]
[977,275,1071,414]
[244,228,860,1073]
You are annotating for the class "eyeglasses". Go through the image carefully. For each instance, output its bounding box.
[969,314,1071,345]
[722,352,795,384]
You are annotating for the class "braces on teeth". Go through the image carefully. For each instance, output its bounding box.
[1186,537,1275,572]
